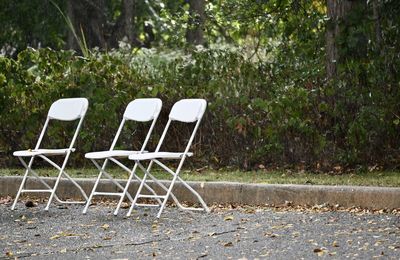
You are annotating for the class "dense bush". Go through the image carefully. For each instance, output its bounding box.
[0,47,399,170]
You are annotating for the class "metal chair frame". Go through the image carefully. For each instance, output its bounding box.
[127,99,210,218]
[11,98,89,211]
[82,98,163,215]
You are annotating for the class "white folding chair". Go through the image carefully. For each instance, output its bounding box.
[11,98,89,211]
[127,99,210,218]
[82,98,162,215]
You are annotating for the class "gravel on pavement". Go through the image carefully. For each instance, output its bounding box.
[0,198,400,259]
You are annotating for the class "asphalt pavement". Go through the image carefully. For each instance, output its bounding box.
[1,198,400,259]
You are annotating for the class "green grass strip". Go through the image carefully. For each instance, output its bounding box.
[1,168,400,187]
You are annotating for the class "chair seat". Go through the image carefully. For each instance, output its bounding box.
[13,148,75,157]
[128,152,193,161]
[85,150,144,159]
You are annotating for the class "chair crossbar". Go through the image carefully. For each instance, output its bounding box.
[138,194,166,199]
[83,157,163,213]
[109,158,162,201]
[143,171,186,209]
[58,200,86,204]
[153,159,176,176]
[126,161,186,216]
[180,207,206,211]
[12,156,81,208]
[87,159,135,202]
[135,203,160,207]
[21,189,52,193]
[38,154,88,201]
[151,160,209,213]
[93,191,123,196]
[152,159,209,207]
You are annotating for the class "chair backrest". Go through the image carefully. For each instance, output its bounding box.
[123,98,162,122]
[108,98,162,151]
[169,99,207,123]
[48,98,89,121]
[153,99,207,155]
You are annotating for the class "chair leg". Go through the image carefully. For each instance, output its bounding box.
[156,172,181,219]
[85,159,137,215]
[113,161,164,215]
[45,165,67,211]
[114,164,138,216]
[11,157,34,210]
[82,164,105,214]
[127,162,148,217]
[176,176,210,213]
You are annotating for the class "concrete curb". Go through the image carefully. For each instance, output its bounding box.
[1,176,400,209]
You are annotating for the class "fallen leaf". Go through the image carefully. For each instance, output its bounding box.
[292,232,300,237]
[101,224,110,230]
[50,231,84,240]
[13,239,27,243]
[244,208,256,214]
[79,224,95,228]
[224,242,233,247]
[50,234,61,240]
[224,216,234,221]
[120,203,129,209]
[0,196,12,204]
[313,248,326,256]
[271,224,293,229]
[264,232,279,238]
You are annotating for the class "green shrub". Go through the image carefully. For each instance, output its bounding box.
[0,47,399,170]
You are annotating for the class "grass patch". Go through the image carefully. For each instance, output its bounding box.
[1,168,400,187]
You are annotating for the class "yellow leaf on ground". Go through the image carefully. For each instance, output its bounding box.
[101,224,110,230]
[224,216,234,221]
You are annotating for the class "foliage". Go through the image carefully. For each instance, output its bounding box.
[0,46,399,170]
[0,1,400,170]
[0,0,66,56]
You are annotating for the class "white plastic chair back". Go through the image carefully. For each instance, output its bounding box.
[124,98,162,122]
[48,98,89,121]
[169,99,207,123]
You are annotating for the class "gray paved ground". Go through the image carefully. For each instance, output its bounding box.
[0,198,400,259]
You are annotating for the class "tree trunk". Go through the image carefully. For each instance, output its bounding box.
[326,0,368,80]
[123,0,134,43]
[66,0,107,50]
[186,0,205,46]
[372,0,382,50]
[325,0,353,80]
[109,0,141,48]
[66,0,76,50]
